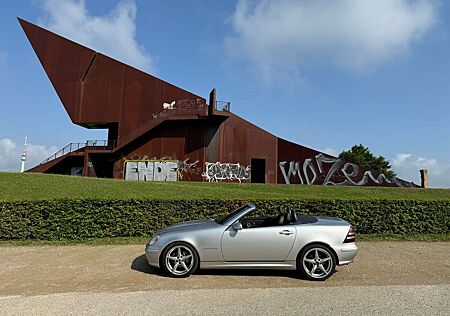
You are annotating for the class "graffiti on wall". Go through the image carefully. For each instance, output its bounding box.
[70,167,83,176]
[125,160,178,181]
[172,98,206,111]
[154,98,206,118]
[163,101,175,110]
[178,158,201,180]
[202,162,251,183]
[123,158,200,181]
[279,153,403,186]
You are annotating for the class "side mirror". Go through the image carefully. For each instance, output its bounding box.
[232,222,243,231]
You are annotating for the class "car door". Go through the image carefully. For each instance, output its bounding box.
[221,225,296,261]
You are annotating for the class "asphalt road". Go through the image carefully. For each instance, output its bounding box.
[1,285,449,315]
[0,241,449,315]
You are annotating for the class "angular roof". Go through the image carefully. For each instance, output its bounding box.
[18,18,207,148]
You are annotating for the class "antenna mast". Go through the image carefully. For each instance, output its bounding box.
[20,136,27,173]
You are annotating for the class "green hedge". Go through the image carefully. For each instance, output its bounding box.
[0,199,449,240]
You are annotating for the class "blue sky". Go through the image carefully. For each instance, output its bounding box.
[0,0,449,187]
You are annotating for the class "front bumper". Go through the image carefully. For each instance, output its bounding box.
[333,243,358,265]
[145,244,162,268]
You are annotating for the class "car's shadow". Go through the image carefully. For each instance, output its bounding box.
[131,255,167,276]
[131,254,304,279]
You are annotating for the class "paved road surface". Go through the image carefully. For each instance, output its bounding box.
[0,241,448,315]
[1,285,449,315]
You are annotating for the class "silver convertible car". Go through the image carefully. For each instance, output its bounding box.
[145,204,358,281]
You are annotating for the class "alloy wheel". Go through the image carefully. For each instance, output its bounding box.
[165,245,194,276]
[302,247,333,279]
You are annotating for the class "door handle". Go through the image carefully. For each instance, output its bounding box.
[279,230,294,235]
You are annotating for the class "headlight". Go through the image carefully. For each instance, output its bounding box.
[148,235,160,246]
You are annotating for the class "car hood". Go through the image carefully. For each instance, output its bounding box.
[156,219,220,234]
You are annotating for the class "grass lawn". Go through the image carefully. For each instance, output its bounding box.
[1,172,449,202]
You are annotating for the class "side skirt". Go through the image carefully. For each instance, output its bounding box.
[200,261,297,270]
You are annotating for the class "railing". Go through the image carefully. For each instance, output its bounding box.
[40,140,116,165]
[215,100,231,112]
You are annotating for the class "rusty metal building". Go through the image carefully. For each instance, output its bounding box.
[19,18,416,187]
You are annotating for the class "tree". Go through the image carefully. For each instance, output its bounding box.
[338,144,396,179]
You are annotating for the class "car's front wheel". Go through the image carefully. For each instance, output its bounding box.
[161,242,199,278]
[297,244,336,281]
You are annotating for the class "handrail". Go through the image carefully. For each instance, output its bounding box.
[40,139,116,165]
[215,100,230,112]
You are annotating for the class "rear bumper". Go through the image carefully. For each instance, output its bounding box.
[145,244,162,268]
[333,243,358,265]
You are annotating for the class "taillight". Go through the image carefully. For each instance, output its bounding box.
[344,226,356,243]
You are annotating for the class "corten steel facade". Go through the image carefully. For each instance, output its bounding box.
[19,18,417,187]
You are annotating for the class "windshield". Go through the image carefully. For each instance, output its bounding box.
[215,205,249,225]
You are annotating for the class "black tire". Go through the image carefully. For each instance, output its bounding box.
[161,242,199,278]
[297,243,336,281]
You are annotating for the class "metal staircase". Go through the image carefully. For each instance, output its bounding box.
[40,140,116,165]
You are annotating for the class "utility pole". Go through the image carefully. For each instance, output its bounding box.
[20,136,27,173]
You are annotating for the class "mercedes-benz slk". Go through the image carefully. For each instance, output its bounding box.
[145,203,358,281]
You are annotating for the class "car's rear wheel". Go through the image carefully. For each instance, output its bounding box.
[297,244,336,281]
[161,242,199,278]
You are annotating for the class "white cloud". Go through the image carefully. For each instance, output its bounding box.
[226,0,437,81]
[0,51,7,69]
[0,138,58,172]
[392,153,450,188]
[39,0,154,72]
